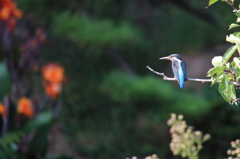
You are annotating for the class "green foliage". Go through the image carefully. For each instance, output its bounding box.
[100,71,174,103]
[0,131,23,159]
[223,45,237,64]
[23,112,55,133]
[100,71,212,118]
[24,112,55,155]
[207,1,240,104]
[0,112,55,158]
[0,62,11,99]
[52,11,143,50]
[18,0,75,20]
[167,113,211,159]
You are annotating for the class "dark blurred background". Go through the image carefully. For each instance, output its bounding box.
[13,0,240,158]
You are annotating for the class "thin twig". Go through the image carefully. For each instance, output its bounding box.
[146,66,212,83]
[146,66,176,81]
[231,98,240,105]
[54,99,62,118]
[2,95,9,137]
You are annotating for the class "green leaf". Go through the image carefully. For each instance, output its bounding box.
[218,76,230,102]
[232,32,240,36]
[228,83,236,101]
[207,66,226,76]
[28,123,52,154]
[206,0,219,8]
[212,56,223,67]
[22,112,55,133]
[212,77,219,86]
[223,45,237,64]
[218,75,237,103]
[0,62,11,99]
[237,75,240,81]
[211,72,225,86]
[229,23,240,30]
[25,112,55,154]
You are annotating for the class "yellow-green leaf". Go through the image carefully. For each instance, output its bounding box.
[218,76,230,102]
[229,23,240,30]
[206,0,219,8]
[207,66,226,76]
[223,45,237,64]
[228,84,236,102]
[211,72,225,86]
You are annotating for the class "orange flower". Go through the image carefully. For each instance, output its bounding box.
[0,0,23,32]
[44,82,62,99]
[42,63,65,83]
[0,103,6,117]
[17,97,34,118]
[42,63,65,99]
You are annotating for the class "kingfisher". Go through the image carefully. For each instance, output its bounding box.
[159,54,187,89]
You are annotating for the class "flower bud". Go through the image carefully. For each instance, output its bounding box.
[231,141,236,148]
[237,153,240,158]
[203,134,211,141]
[167,119,173,126]
[195,131,202,136]
[170,113,176,120]
[236,139,240,146]
[178,114,184,120]
[197,145,202,150]
[181,152,186,158]
[227,150,232,155]
[152,154,158,159]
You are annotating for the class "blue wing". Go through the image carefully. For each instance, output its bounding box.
[172,61,187,89]
[181,61,187,81]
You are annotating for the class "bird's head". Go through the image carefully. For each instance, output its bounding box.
[159,54,183,62]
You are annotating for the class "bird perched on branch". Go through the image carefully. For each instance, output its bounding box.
[159,54,187,89]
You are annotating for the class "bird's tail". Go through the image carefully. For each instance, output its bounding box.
[179,79,185,89]
[179,82,184,89]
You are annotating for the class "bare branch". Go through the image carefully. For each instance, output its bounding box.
[187,78,212,83]
[231,81,240,87]
[230,98,240,105]
[146,66,176,81]
[146,66,212,83]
